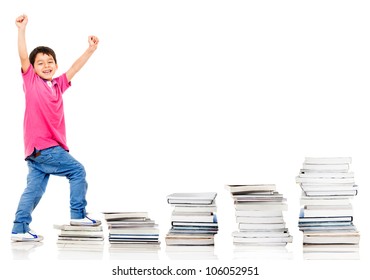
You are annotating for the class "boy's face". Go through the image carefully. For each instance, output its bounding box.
[33,53,58,81]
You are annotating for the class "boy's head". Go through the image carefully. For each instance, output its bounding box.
[29,46,58,81]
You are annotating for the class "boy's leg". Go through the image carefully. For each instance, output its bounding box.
[12,163,50,233]
[49,146,88,219]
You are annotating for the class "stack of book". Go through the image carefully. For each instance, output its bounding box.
[296,157,360,259]
[165,192,218,246]
[103,212,160,251]
[54,224,104,251]
[225,184,293,246]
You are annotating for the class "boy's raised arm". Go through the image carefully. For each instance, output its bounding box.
[66,36,99,82]
[15,15,30,73]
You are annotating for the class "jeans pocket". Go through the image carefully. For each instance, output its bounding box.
[33,148,54,164]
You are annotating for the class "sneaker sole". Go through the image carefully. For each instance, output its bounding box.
[11,236,44,242]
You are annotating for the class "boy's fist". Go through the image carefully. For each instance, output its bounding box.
[88,36,99,50]
[15,14,28,29]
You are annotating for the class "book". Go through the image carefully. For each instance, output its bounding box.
[303,231,360,244]
[107,219,156,228]
[238,222,286,230]
[54,224,103,231]
[171,212,217,223]
[298,171,354,178]
[301,205,353,217]
[167,192,217,205]
[236,216,284,224]
[235,210,283,217]
[233,231,291,238]
[301,163,349,172]
[300,193,351,206]
[304,157,352,165]
[225,184,276,194]
[103,212,149,220]
[233,236,293,244]
[296,177,355,184]
[298,215,353,223]
[165,233,215,246]
[304,190,358,197]
[109,227,159,235]
[234,202,288,211]
[173,204,217,213]
[233,192,284,202]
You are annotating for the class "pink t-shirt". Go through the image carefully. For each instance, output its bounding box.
[22,65,71,158]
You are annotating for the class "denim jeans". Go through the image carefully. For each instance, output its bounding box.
[12,146,88,233]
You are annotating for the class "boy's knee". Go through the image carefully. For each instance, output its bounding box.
[70,163,86,179]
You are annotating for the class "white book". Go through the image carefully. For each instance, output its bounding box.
[109,227,159,234]
[58,230,104,237]
[172,221,218,227]
[298,171,354,178]
[54,224,103,231]
[301,185,358,192]
[299,225,357,231]
[303,244,359,252]
[303,205,353,217]
[171,213,216,223]
[165,233,215,246]
[167,192,217,205]
[103,212,149,220]
[233,192,284,202]
[303,231,360,244]
[239,222,286,230]
[301,163,349,172]
[236,210,283,217]
[304,190,358,196]
[296,177,355,184]
[233,236,293,244]
[300,197,351,206]
[233,231,290,238]
[236,216,284,224]
[225,184,276,193]
[173,204,217,213]
[304,157,352,165]
[57,239,104,245]
[234,202,288,211]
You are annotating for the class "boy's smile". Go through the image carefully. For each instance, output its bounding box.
[33,53,58,81]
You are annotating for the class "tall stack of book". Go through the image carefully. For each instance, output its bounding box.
[225,184,293,246]
[103,212,160,251]
[54,224,104,251]
[165,192,218,246]
[296,157,360,259]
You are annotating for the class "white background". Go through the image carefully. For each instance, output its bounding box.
[0,0,369,279]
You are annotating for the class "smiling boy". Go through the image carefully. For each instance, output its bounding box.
[11,14,101,242]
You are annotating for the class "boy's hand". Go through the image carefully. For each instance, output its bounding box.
[15,14,28,30]
[88,36,99,51]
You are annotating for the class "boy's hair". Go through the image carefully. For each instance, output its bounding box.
[29,46,57,66]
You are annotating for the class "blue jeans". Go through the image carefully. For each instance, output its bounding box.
[12,146,88,233]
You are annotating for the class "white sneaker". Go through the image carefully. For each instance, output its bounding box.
[11,230,44,242]
[70,216,101,226]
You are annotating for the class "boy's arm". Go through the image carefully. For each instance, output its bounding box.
[15,15,30,73]
[66,36,99,82]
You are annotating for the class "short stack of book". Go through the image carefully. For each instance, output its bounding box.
[225,184,293,246]
[54,224,104,251]
[103,212,160,251]
[296,157,360,259]
[165,192,218,246]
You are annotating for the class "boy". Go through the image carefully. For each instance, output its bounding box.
[12,14,101,242]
